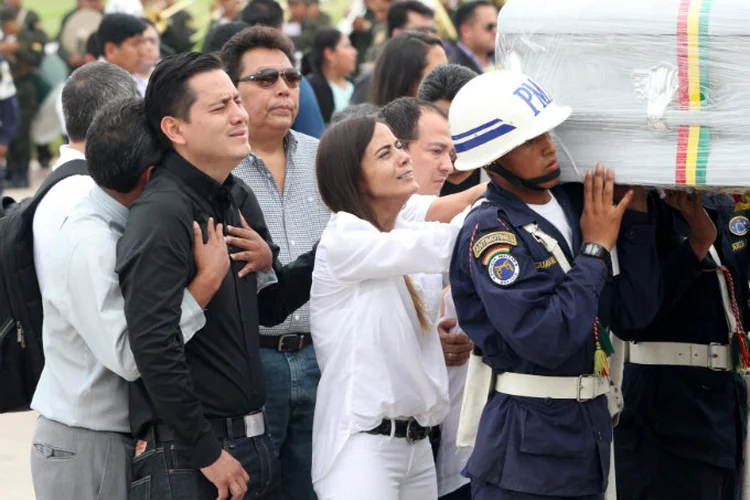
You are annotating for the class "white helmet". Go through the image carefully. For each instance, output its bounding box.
[449,70,571,171]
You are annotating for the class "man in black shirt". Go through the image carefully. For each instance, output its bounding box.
[117,52,314,500]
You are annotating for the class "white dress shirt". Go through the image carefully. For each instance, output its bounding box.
[400,193,437,223]
[310,210,463,484]
[31,186,206,433]
[33,145,93,290]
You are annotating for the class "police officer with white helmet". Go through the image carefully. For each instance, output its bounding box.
[448,70,662,500]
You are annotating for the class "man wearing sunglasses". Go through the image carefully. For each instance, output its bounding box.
[221,26,330,500]
[350,0,436,105]
[450,1,497,74]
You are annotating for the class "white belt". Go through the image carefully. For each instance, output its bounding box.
[629,341,731,371]
[494,372,610,401]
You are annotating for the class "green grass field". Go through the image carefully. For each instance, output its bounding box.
[26,0,216,39]
[26,0,349,39]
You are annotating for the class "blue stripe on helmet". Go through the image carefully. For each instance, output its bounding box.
[454,123,517,153]
[451,118,503,141]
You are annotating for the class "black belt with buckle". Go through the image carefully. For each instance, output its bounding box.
[259,333,313,352]
[366,418,431,444]
[147,411,265,442]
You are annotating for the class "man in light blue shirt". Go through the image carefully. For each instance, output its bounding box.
[29,98,230,500]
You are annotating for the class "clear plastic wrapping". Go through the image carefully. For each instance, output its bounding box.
[496,0,750,189]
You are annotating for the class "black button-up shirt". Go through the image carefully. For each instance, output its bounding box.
[116,151,315,468]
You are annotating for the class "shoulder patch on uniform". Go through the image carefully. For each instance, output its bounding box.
[535,256,558,270]
[472,231,517,258]
[488,253,520,286]
[733,240,746,252]
[729,216,749,236]
[481,245,510,265]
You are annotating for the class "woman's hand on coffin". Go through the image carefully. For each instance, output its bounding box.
[580,164,634,251]
[665,190,716,259]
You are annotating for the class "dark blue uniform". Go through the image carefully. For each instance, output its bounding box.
[450,181,661,499]
[614,192,749,500]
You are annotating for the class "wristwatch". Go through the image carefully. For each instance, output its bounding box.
[579,242,612,268]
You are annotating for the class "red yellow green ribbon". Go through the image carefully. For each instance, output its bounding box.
[675,0,713,185]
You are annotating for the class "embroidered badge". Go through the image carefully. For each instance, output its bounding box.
[473,231,518,258]
[729,216,749,236]
[481,245,510,265]
[488,254,520,286]
[535,256,558,270]
[733,240,746,252]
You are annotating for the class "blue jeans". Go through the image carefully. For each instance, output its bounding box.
[128,432,280,500]
[259,343,320,500]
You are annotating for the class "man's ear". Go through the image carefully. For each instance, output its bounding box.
[161,116,187,146]
[143,165,156,183]
[459,23,470,41]
[103,41,117,61]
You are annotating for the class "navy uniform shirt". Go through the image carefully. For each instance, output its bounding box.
[615,192,749,470]
[450,181,661,496]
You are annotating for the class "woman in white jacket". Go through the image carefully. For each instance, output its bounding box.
[311,116,463,500]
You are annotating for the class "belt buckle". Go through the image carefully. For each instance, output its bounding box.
[243,412,265,438]
[277,334,302,352]
[405,418,425,445]
[707,343,726,371]
[575,375,597,402]
[576,375,584,402]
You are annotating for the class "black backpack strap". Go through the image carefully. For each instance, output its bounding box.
[23,159,89,214]
[35,159,88,199]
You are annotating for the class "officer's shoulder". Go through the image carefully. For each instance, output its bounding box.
[466,199,513,229]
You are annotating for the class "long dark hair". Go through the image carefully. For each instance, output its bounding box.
[316,117,430,331]
[316,116,379,225]
[368,31,444,106]
[310,28,343,74]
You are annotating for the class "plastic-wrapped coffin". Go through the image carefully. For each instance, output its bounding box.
[496,0,750,189]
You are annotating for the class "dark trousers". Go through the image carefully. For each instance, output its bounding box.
[615,438,737,500]
[36,143,52,167]
[470,479,603,500]
[6,81,36,180]
[441,483,472,500]
[128,431,281,500]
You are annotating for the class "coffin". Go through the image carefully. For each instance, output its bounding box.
[495,0,750,189]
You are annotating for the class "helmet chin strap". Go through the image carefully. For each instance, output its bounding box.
[487,162,561,192]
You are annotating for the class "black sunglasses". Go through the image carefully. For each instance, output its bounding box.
[238,68,303,88]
